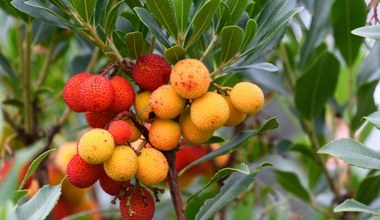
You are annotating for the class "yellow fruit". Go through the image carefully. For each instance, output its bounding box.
[149,119,181,151]
[150,84,185,119]
[179,108,214,144]
[211,143,229,168]
[54,142,77,173]
[136,148,169,186]
[126,119,142,142]
[221,90,247,126]
[190,92,230,131]
[103,146,137,181]
[134,91,155,122]
[77,129,115,164]
[230,82,264,114]
[170,59,211,99]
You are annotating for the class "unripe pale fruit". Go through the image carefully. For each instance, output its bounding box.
[85,110,117,128]
[136,148,169,186]
[190,92,230,131]
[170,59,211,99]
[63,72,91,112]
[221,90,247,126]
[120,188,155,220]
[79,75,114,112]
[109,76,135,112]
[108,120,133,145]
[179,108,214,144]
[150,85,185,119]
[98,166,125,196]
[134,91,155,122]
[66,154,102,188]
[149,119,181,151]
[126,120,142,142]
[103,146,137,181]
[54,142,77,174]
[77,129,115,164]
[230,82,264,114]
[133,53,171,91]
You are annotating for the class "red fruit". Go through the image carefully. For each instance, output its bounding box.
[109,76,136,112]
[132,54,171,91]
[0,158,34,189]
[63,73,91,112]
[53,199,70,220]
[66,154,101,188]
[79,75,114,112]
[175,146,212,176]
[108,120,133,145]
[85,110,118,128]
[120,188,155,220]
[98,166,124,196]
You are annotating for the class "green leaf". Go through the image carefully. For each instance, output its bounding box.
[93,0,109,25]
[0,53,15,77]
[123,0,142,9]
[134,7,171,48]
[104,0,123,35]
[334,199,380,216]
[96,24,107,42]
[224,62,278,73]
[164,45,186,64]
[318,138,380,170]
[12,190,28,203]
[173,0,192,34]
[0,201,18,220]
[241,18,257,50]
[295,51,340,119]
[358,42,380,85]
[220,25,244,63]
[352,26,380,40]
[125,31,144,59]
[274,170,310,202]
[179,117,278,176]
[225,0,249,25]
[365,111,380,130]
[356,175,380,205]
[68,0,96,22]
[146,0,179,40]
[195,166,259,220]
[331,0,366,66]
[16,183,62,220]
[185,0,221,49]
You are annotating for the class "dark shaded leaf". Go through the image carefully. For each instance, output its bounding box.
[173,0,192,33]
[125,31,144,59]
[356,175,380,205]
[274,170,310,202]
[351,81,377,131]
[146,0,178,40]
[68,0,96,22]
[104,0,124,35]
[164,45,186,64]
[220,25,244,63]
[241,18,257,50]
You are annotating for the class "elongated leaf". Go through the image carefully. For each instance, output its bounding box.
[318,138,380,170]
[0,201,18,220]
[12,190,28,203]
[164,45,186,64]
[125,31,144,59]
[179,117,278,175]
[274,170,310,202]
[123,0,142,9]
[295,52,339,119]
[365,111,380,130]
[334,199,380,216]
[173,0,192,33]
[68,0,96,22]
[218,0,249,32]
[351,81,377,131]
[357,42,380,85]
[352,26,380,40]
[94,0,109,25]
[134,7,171,48]
[225,62,278,72]
[220,25,244,63]
[146,0,178,40]
[104,0,123,35]
[331,0,366,66]
[0,53,14,77]
[185,0,221,49]
[241,18,257,50]
[356,175,380,205]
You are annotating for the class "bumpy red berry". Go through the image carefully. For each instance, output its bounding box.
[66,154,101,188]
[120,188,155,220]
[85,110,117,128]
[79,75,114,112]
[63,72,91,112]
[108,120,133,145]
[109,76,135,112]
[98,166,125,196]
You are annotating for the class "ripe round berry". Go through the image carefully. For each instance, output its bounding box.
[179,108,214,144]
[170,59,211,99]
[126,120,142,142]
[120,188,155,220]
[136,148,168,186]
[109,76,135,112]
[103,146,137,181]
[108,120,133,145]
[66,154,101,188]
[63,72,91,112]
[134,91,155,122]
[149,119,181,151]
[77,129,115,164]
[85,110,118,128]
[79,75,114,112]
[133,53,171,91]
[98,166,125,196]
[190,92,230,131]
[230,82,264,114]
[150,85,185,119]
[221,90,247,126]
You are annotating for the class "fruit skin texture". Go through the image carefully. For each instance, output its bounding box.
[221,91,247,126]
[149,119,181,151]
[190,92,230,131]
[85,110,117,128]
[230,82,264,114]
[103,146,137,181]
[98,166,125,196]
[136,148,169,186]
[179,107,214,144]
[170,59,211,99]
[77,129,115,164]
[108,120,133,145]
[126,120,142,142]
[109,76,135,112]
[63,72,91,112]
[66,154,102,188]
[79,75,114,112]
[150,85,185,119]
[134,91,155,122]
[133,53,171,91]
[120,188,155,220]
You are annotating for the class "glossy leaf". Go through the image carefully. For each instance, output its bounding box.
[164,45,186,64]
[68,0,96,22]
[274,170,310,202]
[220,25,244,63]
[351,81,377,131]
[318,138,380,170]
[173,0,192,33]
[331,0,366,66]
[218,0,249,32]
[93,0,109,25]
[365,111,380,130]
[352,26,380,41]
[241,18,257,50]
[125,31,144,59]
[146,0,178,40]
[104,0,123,35]
[295,52,339,119]
[224,62,278,73]
[334,199,380,216]
[356,175,380,205]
